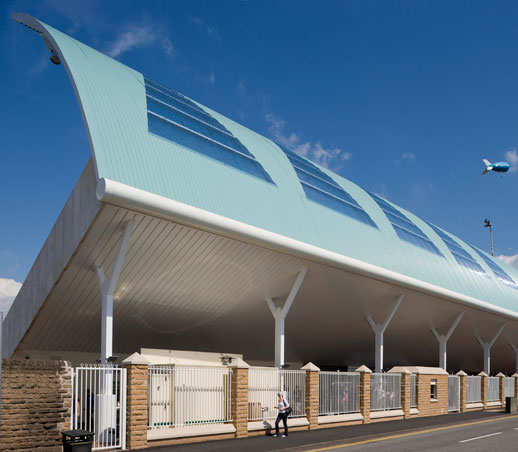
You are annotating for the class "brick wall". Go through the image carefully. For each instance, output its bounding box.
[416,374,448,417]
[125,364,148,449]
[1,359,72,452]
[230,365,248,438]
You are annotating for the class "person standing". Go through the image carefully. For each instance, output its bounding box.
[273,392,289,437]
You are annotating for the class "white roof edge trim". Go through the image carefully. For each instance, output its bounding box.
[11,12,101,180]
[96,177,518,321]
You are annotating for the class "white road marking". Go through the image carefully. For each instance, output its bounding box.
[459,432,502,443]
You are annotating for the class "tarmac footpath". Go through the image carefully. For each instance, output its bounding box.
[137,409,514,452]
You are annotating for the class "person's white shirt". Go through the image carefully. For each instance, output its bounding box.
[278,398,289,413]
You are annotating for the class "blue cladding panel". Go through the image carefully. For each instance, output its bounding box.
[304,184,377,227]
[469,245,518,289]
[145,77,274,184]
[427,223,486,274]
[146,85,227,132]
[148,114,273,183]
[279,145,377,227]
[147,98,251,156]
[370,193,443,257]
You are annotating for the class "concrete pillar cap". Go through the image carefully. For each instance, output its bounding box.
[496,372,506,377]
[478,371,488,377]
[228,358,249,369]
[122,352,150,365]
[301,362,320,372]
[513,373,518,377]
[355,365,372,373]
[456,370,467,376]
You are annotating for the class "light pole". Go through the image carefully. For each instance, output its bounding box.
[484,219,494,256]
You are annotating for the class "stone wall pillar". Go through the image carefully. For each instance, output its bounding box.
[230,359,249,438]
[357,365,371,424]
[400,370,411,419]
[0,359,72,452]
[123,353,150,450]
[457,371,467,413]
[514,374,518,398]
[302,362,320,429]
[497,372,505,406]
[479,371,487,409]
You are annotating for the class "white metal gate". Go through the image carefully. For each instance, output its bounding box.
[448,375,460,412]
[72,365,127,450]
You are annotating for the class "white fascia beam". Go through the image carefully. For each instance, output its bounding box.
[431,311,464,371]
[366,294,404,373]
[266,267,308,368]
[97,220,133,363]
[476,323,505,375]
[95,179,518,323]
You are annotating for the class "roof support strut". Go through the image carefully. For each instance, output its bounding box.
[509,341,518,374]
[97,220,133,364]
[366,294,405,373]
[266,267,308,368]
[431,312,464,371]
[476,323,505,375]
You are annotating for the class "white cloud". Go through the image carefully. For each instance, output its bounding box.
[497,254,518,269]
[106,25,175,59]
[505,150,518,172]
[265,113,351,171]
[188,16,221,42]
[401,152,416,164]
[0,278,22,315]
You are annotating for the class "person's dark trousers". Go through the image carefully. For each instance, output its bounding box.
[275,412,288,436]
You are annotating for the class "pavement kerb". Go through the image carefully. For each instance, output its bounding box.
[294,414,518,452]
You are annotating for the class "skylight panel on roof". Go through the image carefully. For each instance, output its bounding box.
[426,222,486,275]
[369,193,443,257]
[469,245,518,290]
[279,146,377,228]
[144,77,274,184]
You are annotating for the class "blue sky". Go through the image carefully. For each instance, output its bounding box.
[1,0,518,309]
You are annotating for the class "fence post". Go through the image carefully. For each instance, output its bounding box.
[229,358,249,438]
[496,372,505,406]
[301,362,320,429]
[400,370,411,419]
[122,352,150,450]
[478,371,488,409]
[356,365,371,424]
[457,371,467,413]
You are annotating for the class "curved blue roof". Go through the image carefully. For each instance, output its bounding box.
[14,14,518,314]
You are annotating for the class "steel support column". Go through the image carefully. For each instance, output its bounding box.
[366,294,404,373]
[266,267,308,368]
[431,311,464,371]
[476,323,505,375]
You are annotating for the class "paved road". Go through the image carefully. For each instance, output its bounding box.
[140,411,513,452]
[298,416,518,452]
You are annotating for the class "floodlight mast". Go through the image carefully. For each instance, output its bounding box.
[484,219,494,256]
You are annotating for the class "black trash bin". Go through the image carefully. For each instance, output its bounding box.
[62,430,94,452]
[506,396,518,414]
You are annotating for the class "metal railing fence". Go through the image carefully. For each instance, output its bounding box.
[148,366,232,429]
[448,375,460,412]
[71,364,127,450]
[370,373,401,412]
[505,377,515,398]
[487,377,500,402]
[410,374,417,408]
[466,376,482,403]
[318,372,360,416]
[248,368,306,421]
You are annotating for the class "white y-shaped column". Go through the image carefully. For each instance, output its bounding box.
[431,312,464,371]
[97,220,134,364]
[366,294,405,373]
[476,323,505,375]
[509,341,518,374]
[266,267,308,368]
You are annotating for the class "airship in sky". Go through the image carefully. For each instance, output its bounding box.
[482,158,510,175]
